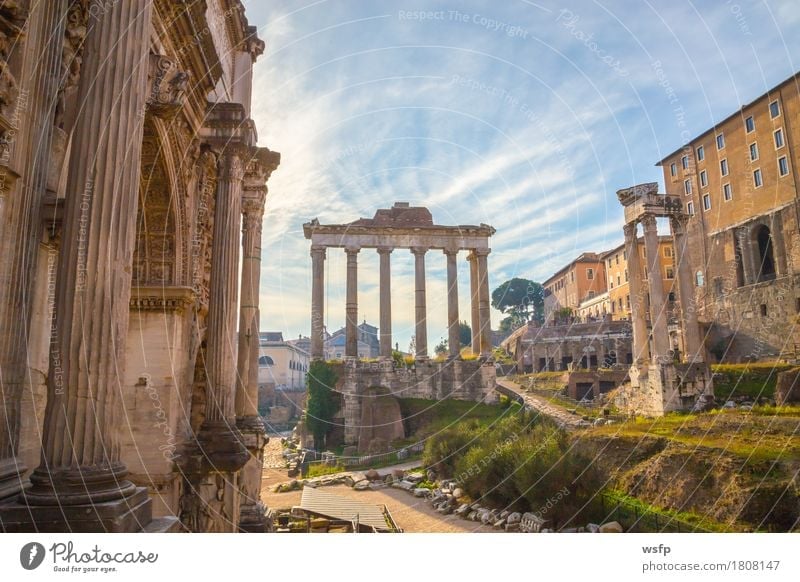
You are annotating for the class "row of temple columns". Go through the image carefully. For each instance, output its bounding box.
[0,0,274,530]
[624,213,702,365]
[310,247,492,360]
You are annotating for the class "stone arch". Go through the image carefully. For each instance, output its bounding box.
[133,116,186,285]
[754,223,776,282]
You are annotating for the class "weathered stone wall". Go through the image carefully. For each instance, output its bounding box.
[339,359,497,445]
[615,362,713,416]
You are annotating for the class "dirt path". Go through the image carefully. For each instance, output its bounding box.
[261,483,497,533]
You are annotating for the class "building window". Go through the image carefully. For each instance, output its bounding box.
[617,275,621,285]
[684,179,692,195]
[623,250,627,260]
[664,246,672,257]
[745,115,755,133]
[720,158,729,176]
[774,128,784,149]
[670,162,677,177]
[611,301,616,313]
[699,169,708,187]
[616,254,620,265]
[754,168,763,188]
[609,279,613,289]
[687,201,695,215]
[723,182,732,201]
[769,100,780,119]
[626,295,630,309]
[258,356,275,366]
[696,270,704,286]
[760,304,768,317]
[696,145,704,161]
[666,267,675,279]
[779,155,789,177]
[570,272,575,282]
[624,270,628,282]
[702,193,711,211]
[681,155,689,170]
[716,133,725,150]
[750,142,758,161]
[587,268,594,280]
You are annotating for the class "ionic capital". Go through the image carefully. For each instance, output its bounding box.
[310,245,327,258]
[443,247,459,257]
[345,246,360,256]
[411,247,428,257]
[473,248,491,258]
[377,246,394,255]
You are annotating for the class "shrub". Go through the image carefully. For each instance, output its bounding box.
[305,361,339,448]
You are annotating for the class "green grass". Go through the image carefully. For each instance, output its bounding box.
[512,371,566,394]
[711,363,796,400]
[603,490,737,532]
[305,463,347,478]
[397,397,521,443]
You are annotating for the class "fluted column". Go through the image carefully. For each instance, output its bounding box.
[412,247,428,359]
[671,215,703,363]
[21,0,153,517]
[445,249,460,358]
[378,247,393,359]
[476,249,492,357]
[345,247,359,358]
[193,148,249,474]
[0,0,67,501]
[310,246,326,359]
[468,252,479,354]
[236,197,265,420]
[624,222,648,364]
[642,215,669,361]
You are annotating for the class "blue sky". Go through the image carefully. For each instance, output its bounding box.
[245,0,800,350]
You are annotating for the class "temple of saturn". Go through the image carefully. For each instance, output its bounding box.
[303,203,498,449]
[615,183,713,415]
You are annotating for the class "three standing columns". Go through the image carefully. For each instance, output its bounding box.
[10,0,154,530]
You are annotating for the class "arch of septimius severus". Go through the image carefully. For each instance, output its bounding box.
[0,1,277,532]
[304,204,499,449]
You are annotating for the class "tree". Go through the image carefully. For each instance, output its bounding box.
[492,278,544,328]
[305,361,339,449]
[434,339,448,356]
[459,321,471,347]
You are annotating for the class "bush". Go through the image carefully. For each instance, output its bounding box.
[711,362,796,400]
[424,411,603,528]
[306,361,339,448]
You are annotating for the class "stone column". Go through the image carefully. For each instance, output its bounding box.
[378,247,393,359]
[194,148,249,473]
[412,247,428,358]
[0,0,67,501]
[445,249,460,358]
[468,252,480,354]
[345,247,360,358]
[7,0,154,532]
[642,215,669,361]
[624,222,649,364]
[310,245,326,359]
[236,196,264,420]
[671,215,703,363]
[476,249,492,358]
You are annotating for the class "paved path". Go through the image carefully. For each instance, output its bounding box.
[496,377,585,430]
[261,483,497,533]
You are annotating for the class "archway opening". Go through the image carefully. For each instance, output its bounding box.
[755,225,776,282]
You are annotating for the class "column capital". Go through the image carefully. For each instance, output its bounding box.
[623,221,638,239]
[377,246,394,255]
[345,246,360,256]
[641,213,658,231]
[669,213,689,234]
[310,245,327,257]
[411,246,428,256]
[473,248,491,257]
[443,247,459,257]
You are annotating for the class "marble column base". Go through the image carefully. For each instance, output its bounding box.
[238,500,269,533]
[0,457,27,500]
[0,486,152,533]
[184,421,249,474]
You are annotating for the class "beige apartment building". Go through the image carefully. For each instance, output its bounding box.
[657,72,800,361]
[543,252,607,321]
